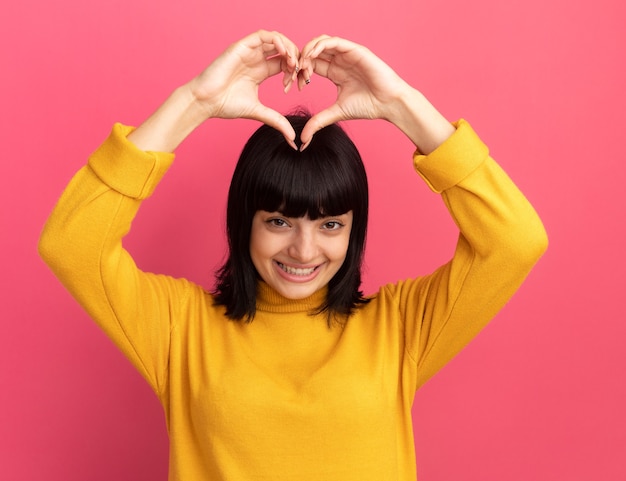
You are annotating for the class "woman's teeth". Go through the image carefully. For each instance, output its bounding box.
[277,262,316,276]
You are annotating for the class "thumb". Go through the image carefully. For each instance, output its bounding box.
[300,105,344,151]
[251,104,297,150]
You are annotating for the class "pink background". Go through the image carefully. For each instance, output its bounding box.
[2,0,625,479]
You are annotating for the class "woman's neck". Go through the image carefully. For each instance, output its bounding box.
[255,281,328,314]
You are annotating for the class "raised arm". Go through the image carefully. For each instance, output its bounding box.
[297,35,548,386]
[38,31,300,393]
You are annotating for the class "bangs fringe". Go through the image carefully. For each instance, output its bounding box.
[251,145,358,219]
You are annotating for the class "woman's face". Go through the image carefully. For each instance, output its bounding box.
[250,210,353,300]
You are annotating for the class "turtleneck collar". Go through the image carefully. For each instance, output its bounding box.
[255,282,328,314]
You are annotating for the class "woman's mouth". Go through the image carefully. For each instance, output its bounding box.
[276,261,318,276]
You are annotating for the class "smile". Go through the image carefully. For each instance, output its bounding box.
[276,262,318,276]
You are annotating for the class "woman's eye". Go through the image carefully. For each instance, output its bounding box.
[322,221,343,231]
[268,218,288,228]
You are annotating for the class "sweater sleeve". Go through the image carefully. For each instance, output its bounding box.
[38,123,190,396]
[384,120,548,390]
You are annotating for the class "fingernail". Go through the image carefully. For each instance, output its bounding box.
[305,78,311,85]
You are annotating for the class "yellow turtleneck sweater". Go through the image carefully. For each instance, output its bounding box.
[39,121,547,480]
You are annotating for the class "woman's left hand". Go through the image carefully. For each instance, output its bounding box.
[297,35,409,148]
[297,35,454,154]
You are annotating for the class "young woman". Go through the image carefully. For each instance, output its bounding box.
[39,30,547,480]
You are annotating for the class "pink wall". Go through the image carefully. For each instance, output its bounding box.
[2,0,625,479]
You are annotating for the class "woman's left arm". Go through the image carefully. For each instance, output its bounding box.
[403,120,548,386]
[299,36,549,385]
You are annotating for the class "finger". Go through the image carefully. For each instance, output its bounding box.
[299,53,338,88]
[296,57,313,90]
[305,35,360,60]
[278,33,301,72]
[255,29,287,54]
[283,69,296,93]
[279,37,301,93]
[300,35,361,88]
[308,56,331,81]
[251,104,298,150]
[284,63,303,93]
[282,59,302,93]
[300,34,332,59]
[256,30,299,72]
[298,35,330,86]
[264,51,298,83]
[300,104,344,151]
[297,69,312,90]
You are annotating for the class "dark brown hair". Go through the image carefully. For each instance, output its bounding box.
[213,112,370,322]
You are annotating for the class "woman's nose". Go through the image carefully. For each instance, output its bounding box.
[288,229,318,263]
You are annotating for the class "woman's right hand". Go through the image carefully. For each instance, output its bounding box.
[188,30,300,147]
[128,30,300,152]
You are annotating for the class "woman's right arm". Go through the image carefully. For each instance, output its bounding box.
[38,30,300,393]
[38,126,180,394]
